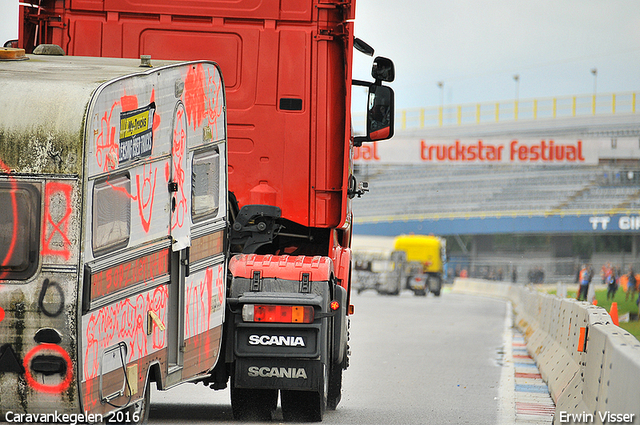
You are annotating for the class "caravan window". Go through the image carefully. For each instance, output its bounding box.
[0,182,40,280]
[192,149,220,222]
[93,175,131,255]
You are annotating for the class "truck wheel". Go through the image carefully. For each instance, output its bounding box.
[431,276,442,297]
[231,386,277,421]
[281,389,324,422]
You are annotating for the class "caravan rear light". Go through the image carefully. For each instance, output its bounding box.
[242,304,314,323]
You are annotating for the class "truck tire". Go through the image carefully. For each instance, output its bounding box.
[231,385,277,421]
[281,388,325,422]
[430,276,442,297]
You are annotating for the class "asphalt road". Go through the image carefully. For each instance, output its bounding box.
[148,289,509,424]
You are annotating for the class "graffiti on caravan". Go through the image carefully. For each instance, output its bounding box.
[353,138,601,165]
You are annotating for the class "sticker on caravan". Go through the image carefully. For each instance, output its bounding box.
[119,104,155,163]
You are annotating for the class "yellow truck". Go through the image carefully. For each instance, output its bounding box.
[393,235,446,296]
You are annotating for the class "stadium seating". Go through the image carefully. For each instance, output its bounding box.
[353,164,640,219]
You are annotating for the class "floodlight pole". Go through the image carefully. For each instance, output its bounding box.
[591,68,597,115]
[513,74,519,120]
[437,81,444,126]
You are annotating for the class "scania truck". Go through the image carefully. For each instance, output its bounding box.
[15,0,395,421]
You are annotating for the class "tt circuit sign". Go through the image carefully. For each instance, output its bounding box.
[590,215,640,231]
[353,137,638,165]
[355,214,640,237]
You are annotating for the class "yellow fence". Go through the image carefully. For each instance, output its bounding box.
[398,91,638,130]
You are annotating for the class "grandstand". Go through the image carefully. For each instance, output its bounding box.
[353,163,640,221]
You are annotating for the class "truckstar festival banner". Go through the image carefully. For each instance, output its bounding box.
[353,138,606,165]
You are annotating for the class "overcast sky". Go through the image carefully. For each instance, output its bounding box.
[352,0,640,109]
[2,0,639,110]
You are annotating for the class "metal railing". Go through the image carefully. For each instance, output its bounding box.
[391,91,638,130]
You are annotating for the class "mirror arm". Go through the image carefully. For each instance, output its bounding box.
[353,136,367,147]
[353,79,381,88]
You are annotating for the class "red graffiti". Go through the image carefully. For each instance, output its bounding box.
[84,285,168,381]
[104,163,158,234]
[91,249,169,299]
[135,164,158,233]
[216,264,224,307]
[183,64,224,137]
[184,268,213,340]
[120,94,138,112]
[184,64,206,131]
[41,181,73,260]
[171,105,187,231]
[203,66,224,136]
[23,343,73,394]
[94,101,120,172]
[184,265,225,341]
[83,376,97,412]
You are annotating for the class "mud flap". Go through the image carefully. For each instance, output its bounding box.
[234,358,322,391]
[332,285,348,365]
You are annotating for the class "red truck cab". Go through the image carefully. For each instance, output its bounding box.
[18,0,394,420]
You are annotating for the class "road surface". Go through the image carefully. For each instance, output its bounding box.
[148,289,509,424]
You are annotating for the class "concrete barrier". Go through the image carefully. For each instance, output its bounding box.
[452,278,640,424]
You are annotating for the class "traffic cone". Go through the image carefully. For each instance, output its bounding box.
[592,299,598,306]
[610,302,619,326]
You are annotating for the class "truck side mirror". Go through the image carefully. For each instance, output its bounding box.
[371,57,394,83]
[352,54,395,146]
[367,85,394,141]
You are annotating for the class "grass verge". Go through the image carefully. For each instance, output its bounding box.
[545,286,640,341]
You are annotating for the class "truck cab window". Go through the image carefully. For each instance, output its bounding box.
[192,149,220,222]
[93,175,130,255]
[0,181,40,280]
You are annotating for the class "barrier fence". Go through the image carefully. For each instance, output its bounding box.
[452,278,640,424]
[353,91,639,132]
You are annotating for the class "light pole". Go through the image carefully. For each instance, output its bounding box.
[437,81,444,126]
[513,74,519,120]
[591,68,597,114]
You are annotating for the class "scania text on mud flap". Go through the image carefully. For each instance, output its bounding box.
[248,335,307,347]
[0,54,228,423]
